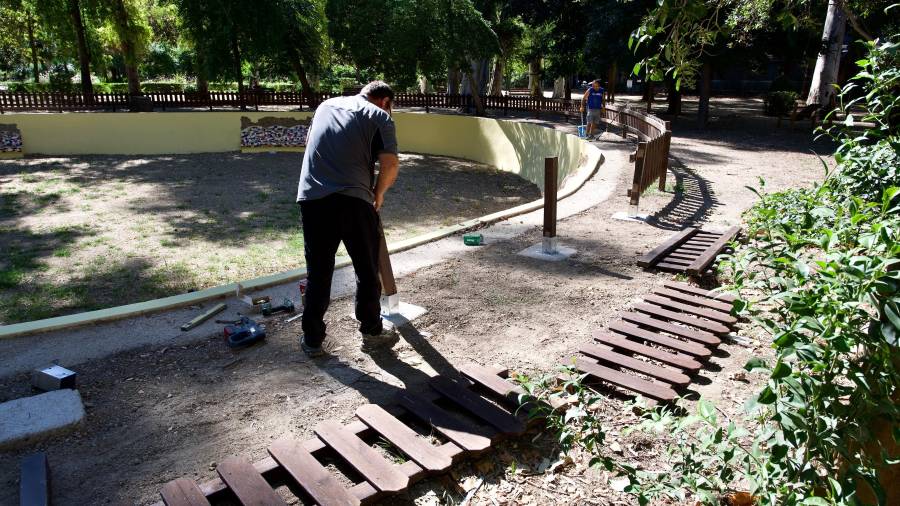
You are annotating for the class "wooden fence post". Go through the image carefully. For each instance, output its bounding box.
[658,121,672,191]
[628,142,647,209]
[543,156,558,254]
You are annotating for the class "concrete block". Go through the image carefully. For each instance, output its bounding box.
[0,390,85,450]
[517,242,577,262]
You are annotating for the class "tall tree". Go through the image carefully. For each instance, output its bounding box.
[68,0,93,96]
[100,0,150,94]
[805,0,846,108]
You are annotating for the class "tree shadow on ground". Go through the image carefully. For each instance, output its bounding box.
[644,161,720,231]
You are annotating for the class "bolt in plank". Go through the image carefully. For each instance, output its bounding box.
[429,376,525,435]
[652,288,734,313]
[20,453,50,506]
[634,303,730,334]
[396,391,493,452]
[356,404,452,472]
[643,294,738,325]
[314,420,409,493]
[216,457,286,506]
[621,312,721,346]
[610,320,711,357]
[160,478,211,506]
[574,357,677,401]
[579,343,691,386]
[268,439,360,506]
[662,281,737,303]
[593,332,702,371]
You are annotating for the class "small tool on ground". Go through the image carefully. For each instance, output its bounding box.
[180,303,227,331]
[31,364,77,391]
[222,316,267,348]
[463,233,483,246]
[261,298,295,316]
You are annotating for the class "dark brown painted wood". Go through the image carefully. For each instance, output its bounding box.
[633,303,730,334]
[662,281,738,302]
[396,391,492,452]
[657,257,692,266]
[574,357,677,401]
[593,332,702,370]
[637,228,697,267]
[643,294,738,325]
[356,404,452,472]
[160,478,211,506]
[653,287,733,312]
[460,364,524,406]
[429,377,525,435]
[216,457,286,506]
[686,226,741,276]
[609,320,712,357]
[666,252,700,261]
[314,420,409,493]
[268,439,360,506]
[655,261,692,272]
[621,312,721,346]
[579,343,690,385]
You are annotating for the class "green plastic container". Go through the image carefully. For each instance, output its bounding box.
[463,233,483,246]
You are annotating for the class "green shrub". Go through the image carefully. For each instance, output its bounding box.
[764,90,799,116]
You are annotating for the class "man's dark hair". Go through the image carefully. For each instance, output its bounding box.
[361,80,394,101]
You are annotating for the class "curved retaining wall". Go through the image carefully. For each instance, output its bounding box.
[0,112,602,338]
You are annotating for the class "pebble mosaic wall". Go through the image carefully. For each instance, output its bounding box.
[240,116,311,149]
[1,124,22,152]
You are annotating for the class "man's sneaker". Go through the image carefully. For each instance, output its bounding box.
[360,320,399,350]
[300,336,325,357]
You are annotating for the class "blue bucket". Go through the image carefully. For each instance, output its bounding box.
[577,124,587,138]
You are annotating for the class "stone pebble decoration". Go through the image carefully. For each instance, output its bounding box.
[0,126,22,152]
[241,124,309,148]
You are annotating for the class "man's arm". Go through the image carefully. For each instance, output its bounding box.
[374,152,399,211]
[581,89,590,110]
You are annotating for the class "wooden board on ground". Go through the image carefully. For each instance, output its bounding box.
[621,312,721,346]
[429,376,525,435]
[216,457,287,506]
[653,287,734,312]
[686,226,741,276]
[356,404,453,472]
[574,357,677,402]
[662,281,737,302]
[593,332,702,371]
[314,420,409,493]
[609,320,712,357]
[268,439,360,506]
[160,478,211,506]
[633,303,730,334]
[396,391,493,452]
[643,294,738,325]
[579,343,691,386]
[638,227,741,275]
[459,364,525,406]
[637,228,697,268]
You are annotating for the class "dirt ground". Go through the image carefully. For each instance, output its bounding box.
[0,97,836,505]
[0,152,539,324]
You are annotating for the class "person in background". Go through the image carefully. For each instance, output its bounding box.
[581,79,606,140]
[296,80,400,357]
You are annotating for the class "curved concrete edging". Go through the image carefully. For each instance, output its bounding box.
[0,140,603,340]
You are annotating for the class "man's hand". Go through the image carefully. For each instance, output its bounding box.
[374,192,385,211]
[373,152,399,212]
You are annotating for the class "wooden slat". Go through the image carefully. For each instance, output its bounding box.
[216,457,286,506]
[673,245,708,253]
[652,287,734,312]
[621,312,721,346]
[593,332,701,370]
[579,343,690,385]
[634,303,730,334]
[665,252,700,261]
[429,376,525,435]
[20,453,50,506]
[637,228,697,267]
[574,357,677,401]
[609,320,711,357]
[396,391,493,452]
[644,294,738,325]
[655,261,690,272]
[460,363,524,405]
[315,420,408,493]
[160,478,211,506]
[686,226,741,276]
[268,439,360,506]
[657,257,692,266]
[356,404,452,472]
[662,281,737,303]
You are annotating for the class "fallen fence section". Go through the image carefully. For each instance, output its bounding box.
[637,226,741,276]
[154,364,530,506]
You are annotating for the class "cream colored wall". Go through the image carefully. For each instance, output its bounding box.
[5,111,594,188]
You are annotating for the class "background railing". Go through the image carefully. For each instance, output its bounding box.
[601,103,672,207]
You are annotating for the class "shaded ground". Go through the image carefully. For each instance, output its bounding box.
[0,98,834,505]
[0,153,539,324]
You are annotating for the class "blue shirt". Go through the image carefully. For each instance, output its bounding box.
[587,87,605,110]
[297,94,399,203]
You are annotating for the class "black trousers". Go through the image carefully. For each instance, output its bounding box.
[299,194,383,346]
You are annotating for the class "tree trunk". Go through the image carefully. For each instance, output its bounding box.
[229,32,245,110]
[552,76,566,98]
[564,75,572,100]
[465,71,486,116]
[27,12,40,82]
[698,62,712,128]
[645,81,654,113]
[666,78,681,115]
[447,67,461,94]
[462,60,490,96]
[289,49,316,108]
[195,52,209,94]
[606,63,617,102]
[806,0,847,111]
[528,58,542,97]
[112,0,141,95]
[67,0,93,99]
[488,57,503,96]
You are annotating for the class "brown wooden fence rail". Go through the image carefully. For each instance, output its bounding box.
[601,103,672,207]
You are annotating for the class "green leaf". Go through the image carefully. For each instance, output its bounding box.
[632,62,642,76]
[771,361,791,379]
[801,497,830,506]
[758,386,777,404]
[744,357,769,373]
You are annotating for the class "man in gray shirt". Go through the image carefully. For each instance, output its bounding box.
[297,81,400,357]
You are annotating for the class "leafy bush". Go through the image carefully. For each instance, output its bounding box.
[764,90,799,117]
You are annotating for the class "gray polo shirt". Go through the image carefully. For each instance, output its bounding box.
[296,94,398,203]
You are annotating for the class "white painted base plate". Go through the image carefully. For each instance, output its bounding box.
[612,211,650,222]
[517,243,577,261]
[382,301,428,327]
